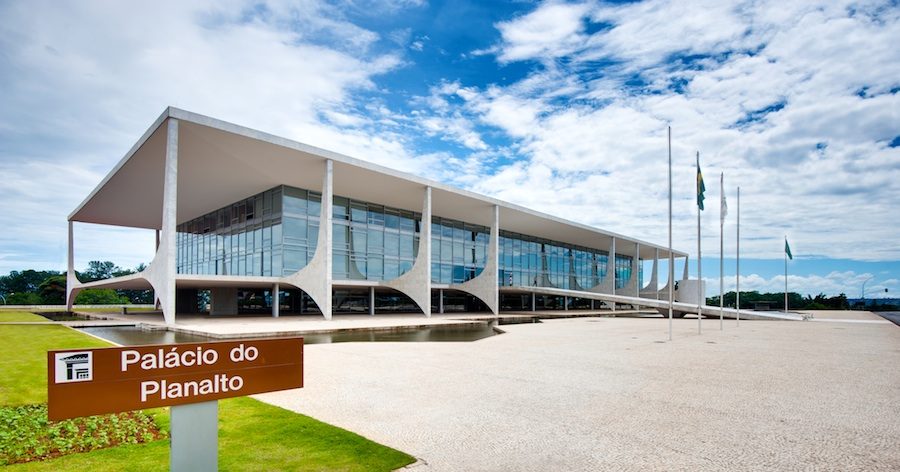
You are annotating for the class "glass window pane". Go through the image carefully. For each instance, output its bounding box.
[351,203,367,223]
[283,217,308,243]
[384,259,399,280]
[385,232,399,257]
[385,211,400,229]
[351,227,367,255]
[369,256,383,280]
[368,229,384,254]
[399,234,413,258]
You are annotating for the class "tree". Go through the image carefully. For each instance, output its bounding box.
[38,275,67,305]
[75,289,129,305]
[0,270,61,297]
[81,261,119,282]
[6,292,43,305]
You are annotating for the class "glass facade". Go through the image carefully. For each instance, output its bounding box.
[498,232,635,290]
[332,195,420,281]
[177,185,640,289]
[431,217,489,284]
[176,187,283,276]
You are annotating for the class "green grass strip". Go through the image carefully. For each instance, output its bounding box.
[0,312,48,322]
[0,325,110,406]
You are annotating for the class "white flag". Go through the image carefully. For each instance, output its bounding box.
[721,192,728,224]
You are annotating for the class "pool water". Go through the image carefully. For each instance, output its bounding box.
[79,323,499,346]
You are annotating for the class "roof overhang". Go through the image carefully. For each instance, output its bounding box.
[69,107,687,260]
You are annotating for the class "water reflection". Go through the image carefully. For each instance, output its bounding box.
[80,323,498,346]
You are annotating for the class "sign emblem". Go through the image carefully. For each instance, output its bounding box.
[54,351,93,383]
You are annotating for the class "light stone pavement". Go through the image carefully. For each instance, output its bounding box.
[256,316,900,471]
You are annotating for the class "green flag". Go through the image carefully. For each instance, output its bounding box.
[785,239,793,260]
[696,155,706,210]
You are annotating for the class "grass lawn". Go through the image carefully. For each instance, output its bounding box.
[0,311,48,322]
[0,325,110,405]
[1,324,415,471]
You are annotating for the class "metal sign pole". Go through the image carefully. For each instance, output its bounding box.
[171,401,219,471]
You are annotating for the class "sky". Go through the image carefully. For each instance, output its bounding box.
[0,0,898,298]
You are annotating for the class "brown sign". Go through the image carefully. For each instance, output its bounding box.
[48,337,303,421]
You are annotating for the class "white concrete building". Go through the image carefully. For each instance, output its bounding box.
[67,107,694,324]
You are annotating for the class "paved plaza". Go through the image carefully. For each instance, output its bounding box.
[257,314,900,471]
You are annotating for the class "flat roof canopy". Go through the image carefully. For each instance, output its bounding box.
[70,107,686,260]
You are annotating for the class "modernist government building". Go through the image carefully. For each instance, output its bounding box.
[66,108,693,324]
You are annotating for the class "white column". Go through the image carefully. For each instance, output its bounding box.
[531,292,536,312]
[156,230,160,250]
[610,237,617,295]
[65,221,80,310]
[282,159,333,319]
[438,289,444,314]
[564,296,568,311]
[631,242,640,297]
[452,205,499,315]
[607,237,616,312]
[323,160,333,319]
[383,186,432,316]
[489,205,499,316]
[369,286,375,315]
[145,118,179,325]
[654,248,660,299]
[272,284,280,318]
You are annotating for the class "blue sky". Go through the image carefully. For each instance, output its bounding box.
[0,0,898,297]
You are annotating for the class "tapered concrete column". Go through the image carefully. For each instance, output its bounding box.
[622,242,639,297]
[145,118,179,325]
[283,159,333,319]
[631,242,641,297]
[609,237,617,311]
[640,249,659,299]
[384,186,432,316]
[155,230,160,250]
[454,205,499,315]
[65,221,81,310]
[588,237,616,310]
[610,237,617,295]
[369,287,375,315]
[272,284,280,318]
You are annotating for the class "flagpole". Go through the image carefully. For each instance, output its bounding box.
[736,186,740,327]
[667,126,673,341]
[697,151,702,334]
[719,172,724,330]
[784,236,788,312]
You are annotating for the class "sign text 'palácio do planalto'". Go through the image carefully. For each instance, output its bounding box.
[47,337,303,421]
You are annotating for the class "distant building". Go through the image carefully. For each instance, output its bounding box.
[66,108,692,324]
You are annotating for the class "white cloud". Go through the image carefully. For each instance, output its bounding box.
[0,0,414,274]
[494,2,593,63]
[406,0,900,265]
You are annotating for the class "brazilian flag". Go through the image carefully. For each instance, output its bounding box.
[696,155,706,210]
[785,239,793,260]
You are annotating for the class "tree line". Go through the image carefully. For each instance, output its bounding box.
[0,261,152,305]
[706,291,850,310]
